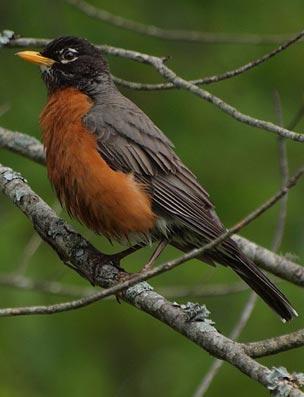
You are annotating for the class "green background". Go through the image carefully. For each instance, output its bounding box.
[1,1,304,396]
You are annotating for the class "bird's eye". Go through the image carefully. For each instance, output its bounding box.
[61,49,78,63]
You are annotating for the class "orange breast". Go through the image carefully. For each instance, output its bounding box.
[40,87,156,240]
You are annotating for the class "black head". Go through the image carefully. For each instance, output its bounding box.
[17,36,111,95]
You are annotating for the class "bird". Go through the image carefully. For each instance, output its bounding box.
[16,36,297,321]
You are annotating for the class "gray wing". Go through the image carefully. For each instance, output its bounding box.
[83,93,231,244]
[83,93,297,322]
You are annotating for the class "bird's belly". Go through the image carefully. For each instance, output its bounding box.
[40,87,156,241]
[56,162,156,241]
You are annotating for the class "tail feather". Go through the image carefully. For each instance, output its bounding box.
[171,239,297,321]
[228,254,297,321]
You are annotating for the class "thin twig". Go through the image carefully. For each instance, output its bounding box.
[0,273,95,298]
[63,0,296,45]
[1,27,304,394]
[1,166,304,395]
[1,127,304,286]
[244,329,304,358]
[193,96,298,396]
[0,273,248,299]
[112,30,304,90]
[7,30,304,92]
[0,280,251,317]
[5,31,304,141]
[146,57,304,143]
[0,164,303,317]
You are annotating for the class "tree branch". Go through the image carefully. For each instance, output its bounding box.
[0,273,95,298]
[0,126,45,164]
[234,235,304,287]
[113,29,304,90]
[1,164,304,395]
[193,92,296,395]
[1,126,304,287]
[1,162,303,317]
[244,329,304,358]
[4,30,304,142]
[145,57,304,142]
[63,0,297,45]
[6,29,304,91]
[1,23,304,395]
[0,272,248,299]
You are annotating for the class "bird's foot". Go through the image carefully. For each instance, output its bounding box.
[94,244,143,275]
[141,260,154,273]
[141,240,168,273]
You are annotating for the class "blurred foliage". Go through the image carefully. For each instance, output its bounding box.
[0,0,304,396]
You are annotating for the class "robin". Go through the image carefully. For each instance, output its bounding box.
[16,36,297,321]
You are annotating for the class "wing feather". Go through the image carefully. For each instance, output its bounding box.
[83,93,224,244]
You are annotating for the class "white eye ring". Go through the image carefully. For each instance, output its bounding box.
[61,48,78,64]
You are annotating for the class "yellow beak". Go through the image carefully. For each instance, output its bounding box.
[15,51,55,66]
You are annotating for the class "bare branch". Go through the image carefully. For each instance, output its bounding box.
[193,165,294,394]
[1,165,304,395]
[0,279,143,317]
[237,141,304,360]
[1,127,304,286]
[1,130,303,255]
[7,30,304,90]
[113,29,304,90]
[103,34,304,142]
[5,31,304,141]
[0,127,45,164]
[0,272,247,300]
[146,58,304,142]
[63,0,296,45]
[234,235,304,287]
[0,278,247,316]
[2,26,304,394]
[0,162,303,318]
[0,273,95,298]
[244,329,304,358]
[194,91,301,395]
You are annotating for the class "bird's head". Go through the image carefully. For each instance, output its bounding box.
[16,36,110,95]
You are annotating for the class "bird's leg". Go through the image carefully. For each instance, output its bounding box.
[141,240,168,272]
[112,240,168,303]
[90,244,143,287]
[111,244,143,262]
[104,244,143,270]
[115,240,168,290]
